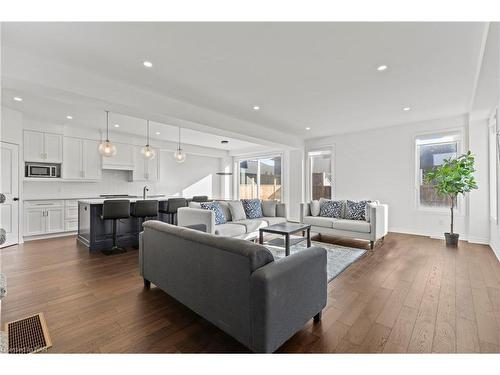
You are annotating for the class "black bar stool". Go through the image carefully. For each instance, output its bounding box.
[159,198,187,225]
[131,200,159,234]
[192,195,209,202]
[101,200,130,255]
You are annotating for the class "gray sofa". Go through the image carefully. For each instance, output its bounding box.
[139,220,327,353]
[300,200,388,249]
[177,200,287,239]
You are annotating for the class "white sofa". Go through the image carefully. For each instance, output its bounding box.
[177,200,287,240]
[300,200,388,249]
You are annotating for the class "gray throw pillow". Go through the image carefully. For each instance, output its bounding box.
[310,200,320,216]
[262,200,277,217]
[216,201,232,221]
[228,201,246,221]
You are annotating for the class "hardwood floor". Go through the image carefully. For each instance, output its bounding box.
[1,232,499,353]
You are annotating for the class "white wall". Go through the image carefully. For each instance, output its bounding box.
[305,115,490,241]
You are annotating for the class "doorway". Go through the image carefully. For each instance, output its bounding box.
[1,142,20,248]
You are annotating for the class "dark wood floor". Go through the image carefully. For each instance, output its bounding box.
[1,232,500,353]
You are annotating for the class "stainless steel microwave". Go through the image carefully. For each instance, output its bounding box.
[25,163,61,178]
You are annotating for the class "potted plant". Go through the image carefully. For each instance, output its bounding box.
[424,151,478,246]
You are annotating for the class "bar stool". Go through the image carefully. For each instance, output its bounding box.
[159,198,187,225]
[192,195,209,202]
[101,200,130,255]
[131,200,159,234]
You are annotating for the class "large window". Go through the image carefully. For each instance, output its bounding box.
[416,132,460,209]
[308,150,332,200]
[238,156,282,201]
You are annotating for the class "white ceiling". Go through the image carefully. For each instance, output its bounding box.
[1,22,489,141]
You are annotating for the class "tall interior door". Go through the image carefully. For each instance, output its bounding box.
[1,142,19,248]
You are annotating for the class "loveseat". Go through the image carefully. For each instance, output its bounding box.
[139,221,327,353]
[177,200,287,239]
[300,199,388,249]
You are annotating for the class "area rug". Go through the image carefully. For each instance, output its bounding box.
[264,237,367,283]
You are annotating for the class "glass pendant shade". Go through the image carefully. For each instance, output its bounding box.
[173,126,186,163]
[141,145,156,159]
[99,140,117,157]
[99,110,117,157]
[174,148,186,163]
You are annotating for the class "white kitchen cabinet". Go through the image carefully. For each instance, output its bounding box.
[132,146,159,182]
[102,142,134,170]
[24,209,46,236]
[24,130,62,163]
[46,207,65,233]
[62,137,101,180]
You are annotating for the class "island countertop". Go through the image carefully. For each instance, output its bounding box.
[78,196,169,205]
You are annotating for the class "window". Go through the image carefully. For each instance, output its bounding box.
[416,132,460,209]
[308,150,332,200]
[238,156,282,201]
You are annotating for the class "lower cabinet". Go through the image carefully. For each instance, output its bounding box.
[24,200,78,237]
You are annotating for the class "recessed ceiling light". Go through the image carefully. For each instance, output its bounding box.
[155,131,161,135]
[305,127,311,130]
[252,105,260,111]
[13,96,23,102]
[377,65,388,71]
[66,115,73,120]
[143,61,153,68]
[403,107,411,111]
[114,124,120,128]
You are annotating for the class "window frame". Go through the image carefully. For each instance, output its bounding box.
[306,147,334,201]
[414,129,464,214]
[234,153,284,202]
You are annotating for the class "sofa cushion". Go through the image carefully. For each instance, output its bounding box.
[216,201,233,222]
[333,219,371,233]
[310,200,320,216]
[214,223,247,237]
[242,199,263,219]
[303,216,335,228]
[200,201,227,225]
[233,219,268,232]
[345,200,370,221]
[262,216,287,226]
[189,201,201,208]
[262,200,277,217]
[228,201,246,221]
[319,199,343,218]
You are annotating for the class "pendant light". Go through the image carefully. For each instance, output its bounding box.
[174,126,186,163]
[141,120,156,159]
[98,110,117,157]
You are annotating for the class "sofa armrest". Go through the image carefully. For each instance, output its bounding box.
[177,207,216,234]
[300,203,311,223]
[249,247,327,352]
[370,204,388,240]
[276,203,287,218]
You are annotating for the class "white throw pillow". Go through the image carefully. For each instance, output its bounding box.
[228,201,246,221]
[365,201,378,222]
[310,200,320,216]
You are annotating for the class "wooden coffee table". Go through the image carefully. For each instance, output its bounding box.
[259,223,311,256]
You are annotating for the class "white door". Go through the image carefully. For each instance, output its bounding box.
[63,137,82,179]
[46,207,65,233]
[23,130,45,162]
[82,139,102,180]
[0,142,20,248]
[24,209,46,236]
[44,133,63,163]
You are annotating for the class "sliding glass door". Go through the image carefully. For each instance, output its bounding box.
[238,156,282,201]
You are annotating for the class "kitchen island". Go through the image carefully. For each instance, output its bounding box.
[77,197,169,251]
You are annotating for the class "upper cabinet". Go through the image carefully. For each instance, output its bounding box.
[24,130,63,163]
[101,142,134,170]
[132,146,160,182]
[62,137,102,180]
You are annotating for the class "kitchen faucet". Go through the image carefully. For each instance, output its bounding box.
[143,186,149,200]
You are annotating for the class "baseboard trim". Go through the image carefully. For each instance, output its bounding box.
[489,241,500,262]
[24,231,77,242]
[467,237,490,245]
